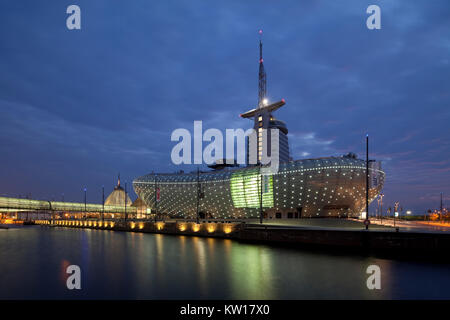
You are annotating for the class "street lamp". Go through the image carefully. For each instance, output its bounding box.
[154,173,158,223]
[365,133,370,230]
[377,197,381,219]
[124,181,128,222]
[84,187,87,220]
[378,193,384,223]
[260,164,263,224]
[394,201,399,228]
[102,185,105,222]
[196,168,200,224]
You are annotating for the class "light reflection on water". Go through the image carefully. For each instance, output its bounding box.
[0,226,450,299]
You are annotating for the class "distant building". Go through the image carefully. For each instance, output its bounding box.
[105,175,132,207]
[131,197,150,219]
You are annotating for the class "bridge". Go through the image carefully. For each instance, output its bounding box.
[0,196,137,220]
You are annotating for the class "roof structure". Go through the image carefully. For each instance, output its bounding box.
[105,175,132,206]
[240,99,286,118]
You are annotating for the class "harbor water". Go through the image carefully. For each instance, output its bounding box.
[1,226,450,299]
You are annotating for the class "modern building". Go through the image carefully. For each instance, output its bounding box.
[241,100,290,164]
[241,36,290,164]
[133,34,385,219]
[133,156,384,219]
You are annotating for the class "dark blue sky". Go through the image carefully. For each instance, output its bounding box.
[0,0,449,213]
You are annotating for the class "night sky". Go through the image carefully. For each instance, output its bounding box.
[0,1,449,213]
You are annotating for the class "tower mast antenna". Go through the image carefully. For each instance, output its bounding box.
[258,29,267,108]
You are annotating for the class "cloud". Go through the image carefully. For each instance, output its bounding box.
[0,0,449,212]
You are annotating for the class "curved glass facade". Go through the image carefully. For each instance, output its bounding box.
[133,157,385,218]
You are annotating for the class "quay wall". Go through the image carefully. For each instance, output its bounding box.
[34,219,240,239]
[239,226,450,255]
[33,220,450,257]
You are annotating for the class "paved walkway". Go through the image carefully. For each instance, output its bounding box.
[245,218,393,231]
[241,218,450,233]
[168,218,450,233]
[369,218,450,233]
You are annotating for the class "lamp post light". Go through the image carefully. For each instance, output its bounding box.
[365,133,370,230]
[102,185,105,222]
[84,187,87,220]
[124,181,128,222]
[196,168,200,224]
[376,197,380,219]
[379,193,384,224]
[260,164,263,224]
[154,173,158,223]
[394,202,399,228]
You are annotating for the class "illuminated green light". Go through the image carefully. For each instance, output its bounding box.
[230,170,273,208]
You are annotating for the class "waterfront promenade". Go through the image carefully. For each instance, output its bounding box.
[245,218,393,231]
[368,218,450,233]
